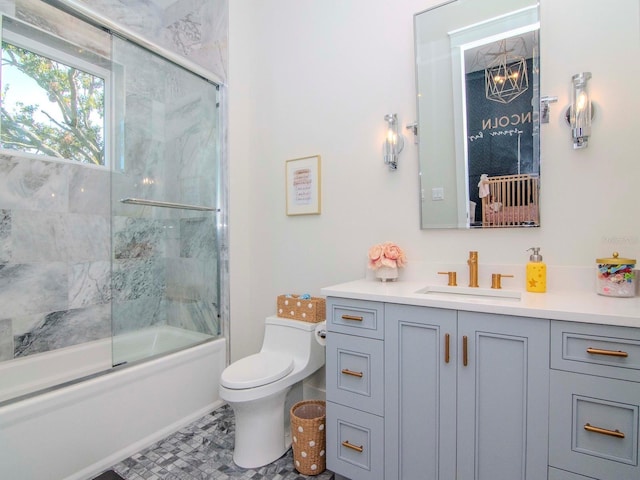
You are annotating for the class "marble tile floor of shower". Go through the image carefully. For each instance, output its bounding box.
[103,404,335,480]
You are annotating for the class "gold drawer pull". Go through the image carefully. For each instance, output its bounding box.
[586,347,629,358]
[584,423,625,439]
[342,314,363,322]
[444,333,450,364]
[462,335,468,367]
[341,440,364,453]
[341,368,364,378]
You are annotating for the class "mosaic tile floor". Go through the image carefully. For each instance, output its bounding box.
[108,405,335,480]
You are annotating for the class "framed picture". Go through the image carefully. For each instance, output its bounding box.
[285,155,321,215]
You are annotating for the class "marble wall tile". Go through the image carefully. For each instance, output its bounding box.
[111,296,166,334]
[66,213,111,261]
[163,0,228,80]
[0,0,16,16]
[11,211,109,263]
[74,0,228,82]
[166,299,218,336]
[113,216,166,260]
[0,263,67,319]
[68,166,110,217]
[68,261,111,309]
[0,319,13,361]
[161,219,181,257]
[10,211,65,263]
[120,103,165,178]
[110,172,141,216]
[180,216,216,260]
[165,256,218,331]
[178,176,217,211]
[13,303,111,357]
[15,0,111,57]
[0,210,10,263]
[75,0,162,41]
[0,155,70,212]
[12,311,48,336]
[200,257,219,306]
[166,257,204,300]
[111,258,166,302]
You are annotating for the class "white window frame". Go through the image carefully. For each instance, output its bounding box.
[0,19,112,169]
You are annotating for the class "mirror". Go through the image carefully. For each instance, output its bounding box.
[414,0,540,229]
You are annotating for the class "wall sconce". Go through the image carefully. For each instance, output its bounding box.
[568,72,592,149]
[383,113,404,170]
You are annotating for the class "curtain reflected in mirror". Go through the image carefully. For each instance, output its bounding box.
[414,0,540,229]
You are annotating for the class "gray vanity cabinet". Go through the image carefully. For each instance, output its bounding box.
[384,304,550,480]
[326,298,385,480]
[548,321,640,480]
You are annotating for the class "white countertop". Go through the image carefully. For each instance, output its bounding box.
[321,279,640,328]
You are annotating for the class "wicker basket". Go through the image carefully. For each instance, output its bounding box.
[277,295,326,323]
[290,400,326,475]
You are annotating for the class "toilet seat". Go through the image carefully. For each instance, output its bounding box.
[220,351,294,389]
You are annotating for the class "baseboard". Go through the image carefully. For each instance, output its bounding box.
[303,382,326,401]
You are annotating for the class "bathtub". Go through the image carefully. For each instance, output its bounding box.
[0,327,226,480]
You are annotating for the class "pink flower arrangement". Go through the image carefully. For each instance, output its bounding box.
[368,242,407,270]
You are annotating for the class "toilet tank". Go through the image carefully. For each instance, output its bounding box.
[261,316,323,364]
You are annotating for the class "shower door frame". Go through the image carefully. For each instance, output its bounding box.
[0,0,229,404]
[46,0,230,366]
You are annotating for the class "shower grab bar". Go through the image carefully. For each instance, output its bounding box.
[120,198,219,212]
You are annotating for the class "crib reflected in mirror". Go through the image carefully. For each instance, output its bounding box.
[475,173,539,228]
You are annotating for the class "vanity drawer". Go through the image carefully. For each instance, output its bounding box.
[551,321,640,382]
[326,333,384,416]
[549,370,640,480]
[327,298,384,339]
[326,401,383,480]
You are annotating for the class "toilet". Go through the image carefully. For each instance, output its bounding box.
[219,315,326,468]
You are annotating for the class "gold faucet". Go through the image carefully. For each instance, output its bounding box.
[438,271,458,286]
[491,273,514,289]
[468,251,479,287]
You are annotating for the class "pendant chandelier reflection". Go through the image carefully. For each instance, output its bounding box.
[485,39,529,104]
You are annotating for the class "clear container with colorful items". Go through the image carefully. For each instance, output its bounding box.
[596,252,636,297]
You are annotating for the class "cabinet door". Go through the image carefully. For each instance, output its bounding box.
[385,304,457,480]
[457,312,550,480]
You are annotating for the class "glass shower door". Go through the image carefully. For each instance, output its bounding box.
[110,35,220,366]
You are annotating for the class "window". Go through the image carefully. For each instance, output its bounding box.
[0,17,110,166]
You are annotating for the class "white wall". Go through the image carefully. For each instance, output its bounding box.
[228,0,640,360]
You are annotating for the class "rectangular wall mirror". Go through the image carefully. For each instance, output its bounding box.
[414,0,540,229]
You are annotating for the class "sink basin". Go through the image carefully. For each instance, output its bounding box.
[416,285,522,300]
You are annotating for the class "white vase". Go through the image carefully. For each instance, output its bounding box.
[376,266,398,282]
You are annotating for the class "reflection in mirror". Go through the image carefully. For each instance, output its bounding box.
[414,0,540,229]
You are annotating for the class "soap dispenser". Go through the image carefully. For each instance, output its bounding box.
[526,247,546,293]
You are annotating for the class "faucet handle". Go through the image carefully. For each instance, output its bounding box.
[491,273,514,289]
[438,271,458,286]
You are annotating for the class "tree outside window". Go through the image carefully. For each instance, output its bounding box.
[1,39,106,166]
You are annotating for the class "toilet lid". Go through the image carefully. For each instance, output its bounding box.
[220,351,294,389]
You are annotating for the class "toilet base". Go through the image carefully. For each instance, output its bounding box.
[229,383,302,469]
